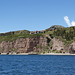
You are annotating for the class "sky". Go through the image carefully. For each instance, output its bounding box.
[0,0,75,33]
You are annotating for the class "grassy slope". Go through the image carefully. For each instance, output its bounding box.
[0,25,75,46]
[0,30,43,42]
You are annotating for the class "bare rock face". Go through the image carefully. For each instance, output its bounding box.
[71,42,75,50]
[68,42,75,53]
[0,36,75,54]
[52,38,75,53]
[52,38,64,51]
[0,36,47,53]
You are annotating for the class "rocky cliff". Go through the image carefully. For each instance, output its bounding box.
[0,36,47,54]
[0,35,75,54]
[0,25,75,54]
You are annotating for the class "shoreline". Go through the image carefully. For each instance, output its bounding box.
[41,53,75,55]
[1,53,75,55]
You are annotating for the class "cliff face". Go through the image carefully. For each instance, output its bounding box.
[0,25,75,54]
[0,36,47,53]
[0,36,75,54]
[68,42,75,53]
[52,38,64,51]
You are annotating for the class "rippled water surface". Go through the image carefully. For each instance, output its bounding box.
[0,55,75,75]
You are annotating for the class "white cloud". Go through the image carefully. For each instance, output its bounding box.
[64,16,71,26]
[64,16,75,27]
[71,21,75,26]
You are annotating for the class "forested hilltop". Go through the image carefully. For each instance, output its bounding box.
[46,25,75,46]
[0,25,75,54]
[51,26,75,46]
[54,26,75,41]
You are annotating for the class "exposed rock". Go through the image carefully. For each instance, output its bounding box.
[52,38,64,51]
[0,36,47,53]
[0,36,75,54]
[68,42,75,53]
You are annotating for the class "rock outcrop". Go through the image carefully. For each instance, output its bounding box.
[0,36,47,53]
[68,42,75,53]
[52,38,64,51]
[0,36,75,54]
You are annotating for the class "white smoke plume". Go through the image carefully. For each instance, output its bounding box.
[64,16,75,27]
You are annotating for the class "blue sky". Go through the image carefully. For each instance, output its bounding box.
[0,0,75,33]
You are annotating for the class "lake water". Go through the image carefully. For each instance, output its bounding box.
[0,55,75,75]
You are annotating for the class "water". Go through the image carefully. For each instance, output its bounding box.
[0,55,75,75]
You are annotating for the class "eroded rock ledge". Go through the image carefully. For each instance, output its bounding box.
[0,36,47,53]
[0,36,75,54]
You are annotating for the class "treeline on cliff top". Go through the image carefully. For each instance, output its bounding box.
[0,25,75,43]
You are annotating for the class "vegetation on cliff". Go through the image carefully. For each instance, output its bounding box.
[0,25,75,45]
[0,30,43,42]
[0,25,75,54]
[53,26,75,46]
[44,25,75,46]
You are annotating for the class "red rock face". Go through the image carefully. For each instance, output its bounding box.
[0,36,75,54]
[0,36,47,53]
[52,38,64,50]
